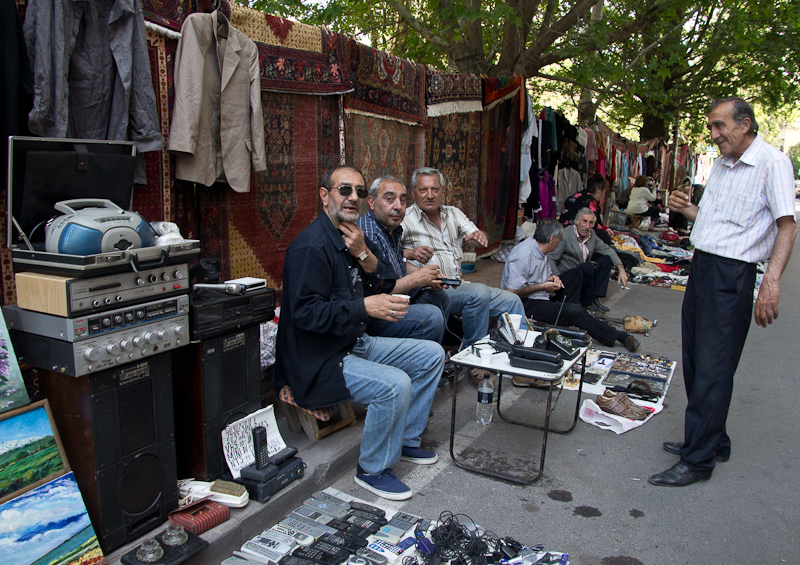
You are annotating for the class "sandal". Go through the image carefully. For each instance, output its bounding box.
[596,389,650,420]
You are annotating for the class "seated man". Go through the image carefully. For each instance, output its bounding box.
[548,208,628,313]
[276,165,445,501]
[357,175,447,342]
[401,167,526,347]
[502,218,640,353]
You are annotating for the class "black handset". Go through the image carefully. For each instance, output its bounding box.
[253,426,269,470]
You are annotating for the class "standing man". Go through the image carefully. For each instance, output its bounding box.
[401,167,526,346]
[650,97,796,487]
[357,175,448,342]
[548,208,628,312]
[501,218,640,353]
[276,165,445,500]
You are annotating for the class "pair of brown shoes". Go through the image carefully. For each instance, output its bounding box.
[596,389,650,420]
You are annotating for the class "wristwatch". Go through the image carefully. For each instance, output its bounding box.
[357,250,369,261]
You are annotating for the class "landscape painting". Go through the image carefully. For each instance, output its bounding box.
[0,399,69,504]
[0,472,104,565]
[0,309,30,415]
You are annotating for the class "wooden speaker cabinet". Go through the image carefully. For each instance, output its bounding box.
[171,325,262,480]
[38,353,179,553]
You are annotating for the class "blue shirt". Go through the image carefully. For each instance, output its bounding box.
[358,211,406,279]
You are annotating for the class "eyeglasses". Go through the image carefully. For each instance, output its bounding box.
[332,184,368,199]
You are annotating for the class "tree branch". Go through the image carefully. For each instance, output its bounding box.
[384,0,451,50]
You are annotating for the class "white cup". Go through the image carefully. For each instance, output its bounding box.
[508,314,523,331]
[392,294,411,302]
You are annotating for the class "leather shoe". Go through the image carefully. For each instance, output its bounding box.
[591,297,610,312]
[649,462,712,487]
[663,441,730,463]
[624,335,640,352]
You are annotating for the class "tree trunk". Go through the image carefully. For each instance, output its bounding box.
[639,113,668,140]
[577,87,597,125]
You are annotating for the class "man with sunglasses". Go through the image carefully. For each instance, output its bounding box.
[276,165,445,501]
[401,167,526,347]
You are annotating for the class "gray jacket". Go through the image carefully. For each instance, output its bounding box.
[548,224,621,275]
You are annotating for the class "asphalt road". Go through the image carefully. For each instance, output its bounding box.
[329,201,800,565]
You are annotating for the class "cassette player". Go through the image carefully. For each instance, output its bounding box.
[190,287,275,341]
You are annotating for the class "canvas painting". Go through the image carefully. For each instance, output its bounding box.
[0,472,103,565]
[0,399,70,504]
[0,309,30,415]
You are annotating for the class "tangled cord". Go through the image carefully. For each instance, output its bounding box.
[428,511,503,565]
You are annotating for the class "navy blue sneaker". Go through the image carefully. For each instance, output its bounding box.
[354,465,412,501]
[400,446,438,465]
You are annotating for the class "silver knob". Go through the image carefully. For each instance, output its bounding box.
[106,343,121,355]
[148,274,157,283]
[174,325,185,336]
[161,273,171,281]
[136,277,145,286]
[133,336,144,347]
[84,347,100,362]
[174,270,183,279]
[120,340,134,351]
[157,330,167,340]
[144,332,159,345]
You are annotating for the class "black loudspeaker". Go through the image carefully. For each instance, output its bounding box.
[172,325,262,480]
[38,353,179,553]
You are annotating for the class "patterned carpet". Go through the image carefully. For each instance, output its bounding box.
[344,113,424,187]
[425,112,481,220]
[199,93,339,287]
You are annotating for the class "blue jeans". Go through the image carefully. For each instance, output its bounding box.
[366,304,445,342]
[343,335,445,475]
[444,282,525,346]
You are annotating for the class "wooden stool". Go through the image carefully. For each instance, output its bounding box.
[278,385,357,441]
[627,214,645,230]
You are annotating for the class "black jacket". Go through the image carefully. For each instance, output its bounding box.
[275,213,394,408]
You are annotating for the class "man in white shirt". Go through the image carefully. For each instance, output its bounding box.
[401,167,525,346]
[650,97,796,487]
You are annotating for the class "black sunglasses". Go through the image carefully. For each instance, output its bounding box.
[332,184,368,199]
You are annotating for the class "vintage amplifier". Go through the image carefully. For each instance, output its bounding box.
[15,263,190,317]
[3,295,189,377]
[6,136,199,277]
[190,286,275,341]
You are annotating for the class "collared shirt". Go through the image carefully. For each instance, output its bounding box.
[575,227,590,262]
[501,237,552,301]
[401,204,479,279]
[275,213,394,409]
[691,136,795,263]
[357,211,406,279]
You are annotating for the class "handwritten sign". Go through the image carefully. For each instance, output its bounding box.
[221,405,286,479]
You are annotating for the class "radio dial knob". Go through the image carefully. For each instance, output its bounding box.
[173,270,183,279]
[83,347,100,362]
[157,330,168,340]
[161,273,171,281]
[106,343,121,355]
[174,325,185,336]
[120,340,134,351]
[136,277,145,286]
[133,336,144,347]
[144,332,159,345]
[148,274,157,283]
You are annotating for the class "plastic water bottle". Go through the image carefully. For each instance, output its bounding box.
[476,373,493,425]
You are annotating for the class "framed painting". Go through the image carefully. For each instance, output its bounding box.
[0,308,30,415]
[0,472,103,565]
[0,399,70,504]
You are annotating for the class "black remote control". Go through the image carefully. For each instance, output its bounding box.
[270,446,299,466]
[345,514,380,533]
[292,543,349,565]
[327,519,371,539]
[348,502,385,518]
[349,508,387,525]
[280,556,320,565]
[439,278,461,287]
[319,532,368,551]
[253,426,268,470]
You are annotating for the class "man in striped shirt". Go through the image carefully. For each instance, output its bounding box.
[401,167,526,346]
[650,97,797,487]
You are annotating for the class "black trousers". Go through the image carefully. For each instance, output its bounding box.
[560,254,613,306]
[523,297,621,346]
[680,250,756,471]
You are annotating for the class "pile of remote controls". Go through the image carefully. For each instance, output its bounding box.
[221,489,568,565]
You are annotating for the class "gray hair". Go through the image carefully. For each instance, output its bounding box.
[369,175,405,198]
[707,97,759,134]
[410,167,445,191]
[575,207,596,223]
[534,218,563,243]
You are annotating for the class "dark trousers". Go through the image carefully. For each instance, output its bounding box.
[680,250,756,471]
[560,254,613,306]
[523,297,621,346]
